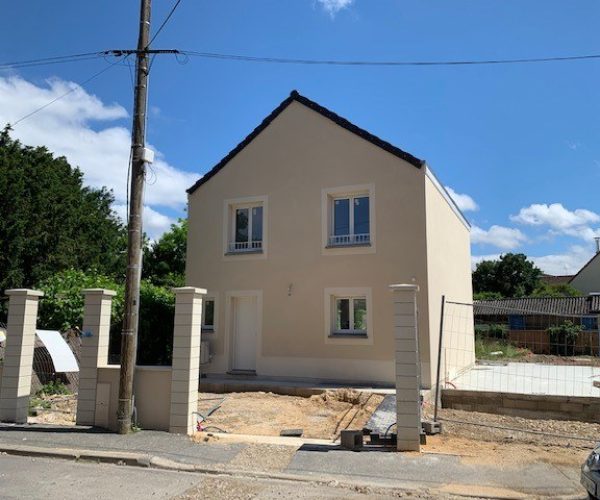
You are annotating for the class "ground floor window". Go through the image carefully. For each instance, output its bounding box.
[202,297,216,333]
[334,297,367,334]
[324,287,373,344]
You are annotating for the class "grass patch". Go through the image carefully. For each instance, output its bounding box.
[475,338,531,360]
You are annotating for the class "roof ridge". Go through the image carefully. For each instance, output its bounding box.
[187,90,425,194]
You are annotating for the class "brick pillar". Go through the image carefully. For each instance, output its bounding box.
[0,289,43,423]
[170,287,206,434]
[390,284,421,452]
[76,289,115,426]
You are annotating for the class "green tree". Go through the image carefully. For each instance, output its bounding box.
[472,253,542,298]
[0,127,126,293]
[143,218,187,287]
[530,282,582,298]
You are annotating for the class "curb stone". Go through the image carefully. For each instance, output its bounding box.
[0,444,585,500]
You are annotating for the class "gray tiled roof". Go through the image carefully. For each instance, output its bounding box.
[474,295,600,317]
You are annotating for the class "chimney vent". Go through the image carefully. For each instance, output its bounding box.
[595,237,600,254]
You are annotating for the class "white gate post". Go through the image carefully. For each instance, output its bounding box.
[76,289,115,426]
[390,284,421,452]
[0,289,43,423]
[170,287,206,434]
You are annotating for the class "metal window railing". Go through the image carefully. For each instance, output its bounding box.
[228,240,263,253]
[328,233,370,246]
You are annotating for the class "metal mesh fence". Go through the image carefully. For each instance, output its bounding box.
[439,299,600,398]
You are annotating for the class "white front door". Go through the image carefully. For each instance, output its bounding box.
[232,296,257,371]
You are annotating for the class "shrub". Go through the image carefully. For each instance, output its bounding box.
[547,320,584,356]
[36,380,70,396]
[475,323,507,340]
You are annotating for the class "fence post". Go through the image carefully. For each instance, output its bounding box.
[0,289,44,423]
[76,289,116,426]
[433,295,445,423]
[390,283,421,452]
[170,286,206,435]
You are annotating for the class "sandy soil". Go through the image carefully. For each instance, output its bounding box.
[420,406,596,467]
[28,394,77,426]
[196,390,384,440]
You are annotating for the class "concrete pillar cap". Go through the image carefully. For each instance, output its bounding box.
[5,289,44,297]
[81,288,117,297]
[389,284,419,292]
[172,286,207,295]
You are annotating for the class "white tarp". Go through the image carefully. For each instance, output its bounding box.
[0,328,5,343]
[36,329,79,373]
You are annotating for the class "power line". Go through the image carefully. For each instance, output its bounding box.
[11,56,127,127]
[148,0,183,47]
[0,52,104,70]
[181,50,600,66]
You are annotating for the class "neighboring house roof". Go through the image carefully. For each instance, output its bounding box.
[187,90,426,194]
[540,274,575,286]
[474,296,600,317]
[569,252,600,285]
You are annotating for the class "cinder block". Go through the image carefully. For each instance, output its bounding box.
[397,439,420,452]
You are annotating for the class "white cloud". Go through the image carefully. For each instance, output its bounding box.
[530,245,594,276]
[511,203,600,241]
[316,0,354,16]
[445,186,478,212]
[113,204,175,241]
[471,225,527,250]
[0,76,198,238]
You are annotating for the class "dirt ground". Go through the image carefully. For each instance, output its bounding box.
[421,406,596,467]
[28,394,77,425]
[196,390,384,439]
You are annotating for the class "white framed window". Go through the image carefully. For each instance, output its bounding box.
[333,296,367,334]
[201,297,216,333]
[324,287,373,345]
[223,195,268,259]
[330,195,370,247]
[322,184,375,255]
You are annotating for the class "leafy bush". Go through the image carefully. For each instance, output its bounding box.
[36,380,70,396]
[475,323,508,340]
[37,270,176,366]
[37,269,123,331]
[547,320,584,356]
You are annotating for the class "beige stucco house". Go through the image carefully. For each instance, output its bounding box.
[186,91,474,387]
[570,247,600,295]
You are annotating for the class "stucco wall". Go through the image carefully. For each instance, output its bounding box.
[96,366,172,431]
[424,172,474,387]
[571,253,600,295]
[187,101,458,385]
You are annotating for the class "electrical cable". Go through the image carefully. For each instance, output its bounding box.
[11,56,125,127]
[148,0,183,47]
[0,52,105,70]
[181,50,600,67]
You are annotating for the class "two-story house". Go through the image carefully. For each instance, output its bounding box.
[186,91,474,387]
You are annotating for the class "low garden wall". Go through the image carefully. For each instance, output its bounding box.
[96,365,173,431]
[442,388,600,423]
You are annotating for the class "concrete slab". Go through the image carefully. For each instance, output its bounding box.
[451,361,600,397]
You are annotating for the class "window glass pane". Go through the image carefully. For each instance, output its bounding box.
[354,197,370,235]
[235,208,248,243]
[252,206,263,242]
[333,198,350,236]
[204,300,215,327]
[353,298,367,331]
[336,298,350,330]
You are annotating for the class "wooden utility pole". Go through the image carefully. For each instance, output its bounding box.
[117,0,152,435]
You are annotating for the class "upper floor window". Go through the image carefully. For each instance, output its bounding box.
[228,203,263,253]
[322,184,375,254]
[330,195,370,247]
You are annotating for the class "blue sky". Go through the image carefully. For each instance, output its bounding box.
[1,0,599,274]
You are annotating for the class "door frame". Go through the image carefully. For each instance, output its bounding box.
[224,290,262,372]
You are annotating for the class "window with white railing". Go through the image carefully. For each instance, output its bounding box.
[329,194,370,247]
[225,198,266,255]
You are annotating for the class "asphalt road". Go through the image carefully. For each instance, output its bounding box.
[0,454,436,500]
